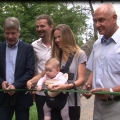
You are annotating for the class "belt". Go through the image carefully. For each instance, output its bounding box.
[100,96,120,102]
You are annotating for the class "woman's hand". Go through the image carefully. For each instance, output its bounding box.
[47,85,54,90]
[47,84,67,90]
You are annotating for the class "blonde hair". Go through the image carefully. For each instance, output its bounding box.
[51,24,80,61]
[4,17,21,31]
[45,58,60,69]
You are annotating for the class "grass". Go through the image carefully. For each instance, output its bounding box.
[29,103,38,120]
[13,103,38,120]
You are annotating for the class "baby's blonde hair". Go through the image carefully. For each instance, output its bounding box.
[45,58,60,69]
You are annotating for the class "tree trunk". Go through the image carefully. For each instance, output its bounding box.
[88,1,98,41]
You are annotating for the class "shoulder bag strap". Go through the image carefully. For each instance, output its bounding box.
[60,52,77,107]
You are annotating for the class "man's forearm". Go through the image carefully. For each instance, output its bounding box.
[85,72,93,86]
[30,70,45,84]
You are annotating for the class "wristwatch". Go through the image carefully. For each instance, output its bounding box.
[109,88,114,98]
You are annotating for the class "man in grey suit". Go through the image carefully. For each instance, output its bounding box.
[0,17,35,120]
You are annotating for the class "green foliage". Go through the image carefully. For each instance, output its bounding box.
[0,2,89,46]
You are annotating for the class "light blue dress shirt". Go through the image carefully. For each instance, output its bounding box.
[87,28,120,89]
[6,41,18,84]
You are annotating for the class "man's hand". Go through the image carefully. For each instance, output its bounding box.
[2,81,9,90]
[27,81,34,89]
[90,87,110,99]
[7,84,15,96]
[82,84,92,99]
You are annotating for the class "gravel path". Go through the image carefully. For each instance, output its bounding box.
[80,95,94,120]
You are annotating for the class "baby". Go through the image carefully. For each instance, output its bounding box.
[37,58,70,120]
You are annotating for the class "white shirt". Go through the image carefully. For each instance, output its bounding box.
[32,38,51,95]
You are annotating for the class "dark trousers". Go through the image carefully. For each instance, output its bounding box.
[35,94,62,120]
[35,94,46,120]
[51,107,80,120]
[0,93,29,120]
[51,109,62,120]
[35,94,80,120]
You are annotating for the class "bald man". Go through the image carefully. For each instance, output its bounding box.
[83,3,120,120]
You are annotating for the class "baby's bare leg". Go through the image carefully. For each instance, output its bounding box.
[43,103,52,120]
[61,101,70,120]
